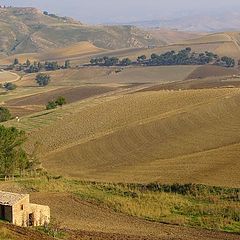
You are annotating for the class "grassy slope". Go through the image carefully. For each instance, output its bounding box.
[1,179,239,237]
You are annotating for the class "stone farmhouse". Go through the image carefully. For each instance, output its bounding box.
[0,191,50,227]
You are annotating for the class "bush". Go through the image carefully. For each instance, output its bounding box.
[4,82,17,90]
[46,101,58,110]
[46,97,67,110]
[55,96,66,107]
[0,107,11,122]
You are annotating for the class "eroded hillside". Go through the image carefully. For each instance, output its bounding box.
[0,7,162,54]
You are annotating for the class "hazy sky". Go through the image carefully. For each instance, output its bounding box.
[2,0,240,23]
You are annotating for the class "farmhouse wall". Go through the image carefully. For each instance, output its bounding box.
[30,204,50,226]
[12,195,30,227]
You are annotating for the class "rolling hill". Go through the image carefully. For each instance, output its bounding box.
[4,83,240,188]
[0,7,163,55]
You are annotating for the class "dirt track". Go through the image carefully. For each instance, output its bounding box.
[31,192,240,240]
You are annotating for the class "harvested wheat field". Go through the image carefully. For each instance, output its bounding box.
[6,88,238,187]
[30,192,239,240]
[141,77,240,91]
[186,65,239,80]
[16,65,197,87]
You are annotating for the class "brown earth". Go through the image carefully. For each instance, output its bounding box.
[6,86,118,107]
[0,222,54,240]
[30,192,240,240]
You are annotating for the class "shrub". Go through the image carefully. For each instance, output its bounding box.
[46,101,58,110]
[4,82,17,90]
[55,96,66,107]
[0,107,11,122]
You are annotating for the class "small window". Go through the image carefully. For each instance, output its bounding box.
[21,205,24,210]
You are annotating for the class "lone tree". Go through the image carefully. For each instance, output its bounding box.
[36,73,51,87]
[0,107,11,122]
[0,126,28,179]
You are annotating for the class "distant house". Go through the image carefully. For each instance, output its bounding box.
[0,191,50,227]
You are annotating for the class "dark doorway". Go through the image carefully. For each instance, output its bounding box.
[0,205,5,220]
[29,213,34,226]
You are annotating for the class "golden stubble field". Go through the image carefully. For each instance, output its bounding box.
[5,87,239,187]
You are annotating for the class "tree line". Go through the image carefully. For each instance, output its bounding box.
[89,48,235,68]
[10,59,71,73]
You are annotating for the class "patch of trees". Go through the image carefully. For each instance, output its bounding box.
[0,126,44,179]
[11,59,71,73]
[43,11,68,21]
[217,56,235,68]
[46,96,66,110]
[90,48,235,68]
[0,107,11,122]
[36,73,51,87]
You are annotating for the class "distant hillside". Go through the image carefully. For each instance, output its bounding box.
[0,7,163,54]
[126,11,240,32]
[147,28,205,44]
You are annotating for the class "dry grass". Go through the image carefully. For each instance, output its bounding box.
[0,42,105,65]
[186,65,239,80]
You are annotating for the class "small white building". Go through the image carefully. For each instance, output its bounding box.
[0,191,50,227]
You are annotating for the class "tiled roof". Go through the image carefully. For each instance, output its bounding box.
[0,191,28,206]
